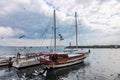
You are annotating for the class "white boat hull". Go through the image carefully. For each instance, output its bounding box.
[13,59,40,69]
[0,62,9,66]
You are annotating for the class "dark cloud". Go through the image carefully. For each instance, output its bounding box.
[0,10,54,38]
[0,10,75,39]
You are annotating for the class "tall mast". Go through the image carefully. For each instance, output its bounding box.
[54,10,56,51]
[75,12,78,48]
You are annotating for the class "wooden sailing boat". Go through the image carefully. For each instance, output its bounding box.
[39,10,89,68]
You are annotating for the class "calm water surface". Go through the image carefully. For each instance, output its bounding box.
[0,47,120,80]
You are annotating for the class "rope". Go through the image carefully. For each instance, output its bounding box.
[39,17,53,51]
[50,26,54,51]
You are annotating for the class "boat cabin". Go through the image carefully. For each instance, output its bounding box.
[39,52,69,64]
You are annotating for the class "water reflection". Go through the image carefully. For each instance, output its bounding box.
[0,66,19,80]
[46,62,90,80]
[0,62,90,80]
[14,65,45,80]
[14,62,90,80]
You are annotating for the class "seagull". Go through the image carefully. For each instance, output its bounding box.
[43,70,47,77]
[19,35,25,39]
[42,67,48,77]
[32,69,47,77]
[58,34,64,40]
[33,69,44,75]
[32,70,41,76]
[21,73,27,80]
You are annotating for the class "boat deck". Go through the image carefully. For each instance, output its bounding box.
[68,53,82,57]
[12,58,40,69]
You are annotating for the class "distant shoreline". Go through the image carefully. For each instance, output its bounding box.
[65,45,120,48]
[0,45,120,49]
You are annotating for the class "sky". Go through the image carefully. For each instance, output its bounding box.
[0,0,120,46]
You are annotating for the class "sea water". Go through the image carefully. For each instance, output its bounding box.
[0,46,120,80]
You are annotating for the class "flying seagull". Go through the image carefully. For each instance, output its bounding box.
[58,34,64,40]
[19,35,25,39]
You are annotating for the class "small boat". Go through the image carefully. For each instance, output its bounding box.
[39,51,88,68]
[0,58,9,66]
[12,50,41,69]
[39,10,89,69]
[0,55,16,66]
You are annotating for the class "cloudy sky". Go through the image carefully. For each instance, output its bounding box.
[0,0,120,46]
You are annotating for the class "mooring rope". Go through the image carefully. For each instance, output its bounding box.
[52,61,60,80]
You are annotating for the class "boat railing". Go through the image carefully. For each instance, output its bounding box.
[15,52,41,63]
